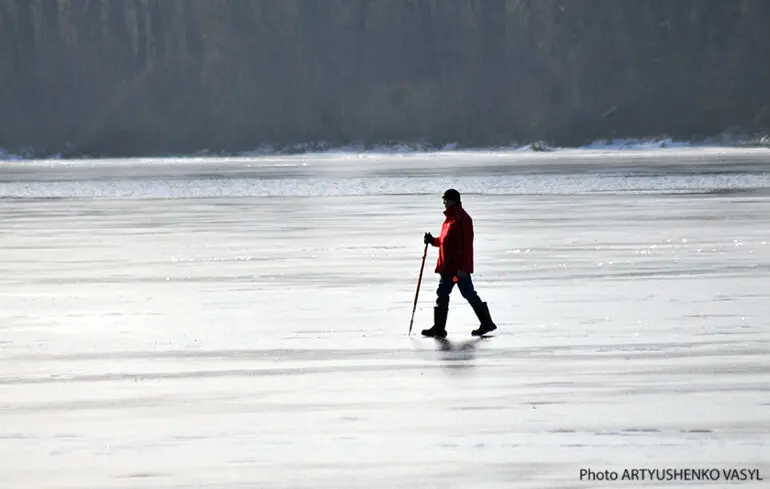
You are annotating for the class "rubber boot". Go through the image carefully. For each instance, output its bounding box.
[421,306,448,339]
[470,302,497,336]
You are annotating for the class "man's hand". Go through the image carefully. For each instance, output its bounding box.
[424,232,434,245]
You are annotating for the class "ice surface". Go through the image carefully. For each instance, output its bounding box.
[1,150,769,488]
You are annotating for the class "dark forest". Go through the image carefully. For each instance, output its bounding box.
[1,0,768,157]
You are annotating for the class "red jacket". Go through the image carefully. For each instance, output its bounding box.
[431,204,474,275]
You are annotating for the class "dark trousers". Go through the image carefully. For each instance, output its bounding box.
[435,273,483,309]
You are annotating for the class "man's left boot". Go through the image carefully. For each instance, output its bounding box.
[470,301,497,336]
[421,305,448,339]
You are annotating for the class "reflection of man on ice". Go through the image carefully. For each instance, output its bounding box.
[421,188,497,339]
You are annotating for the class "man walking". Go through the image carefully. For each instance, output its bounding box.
[421,189,497,338]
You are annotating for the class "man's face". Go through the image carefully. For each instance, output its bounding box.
[443,198,456,209]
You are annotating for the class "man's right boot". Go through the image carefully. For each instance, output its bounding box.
[471,301,497,336]
[421,306,448,339]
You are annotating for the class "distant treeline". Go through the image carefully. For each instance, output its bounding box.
[1,0,769,157]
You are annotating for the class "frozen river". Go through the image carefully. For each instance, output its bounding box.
[1,148,769,488]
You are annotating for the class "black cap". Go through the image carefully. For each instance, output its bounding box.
[442,188,461,203]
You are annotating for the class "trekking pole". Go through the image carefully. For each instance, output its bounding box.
[408,242,429,336]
